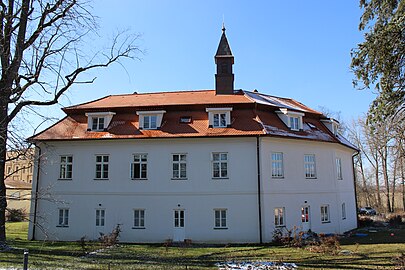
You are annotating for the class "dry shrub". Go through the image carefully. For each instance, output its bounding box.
[99,224,121,248]
[307,235,341,255]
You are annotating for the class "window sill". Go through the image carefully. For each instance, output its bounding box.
[171,178,188,181]
[275,225,286,228]
[213,227,228,230]
[212,177,229,180]
[305,177,317,180]
[132,178,148,181]
[321,221,331,224]
[132,227,146,229]
[58,178,72,181]
[272,177,284,179]
[56,225,69,228]
[94,178,109,180]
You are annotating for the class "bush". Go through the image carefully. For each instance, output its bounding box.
[388,215,404,227]
[99,224,121,248]
[307,235,341,255]
[6,208,25,222]
[358,216,374,227]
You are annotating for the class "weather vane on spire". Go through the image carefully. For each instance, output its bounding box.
[222,15,226,33]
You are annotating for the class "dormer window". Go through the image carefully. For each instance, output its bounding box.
[289,116,299,131]
[85,112,116,131]
[136,110,166,130]
[214,113,227,127]
[206,108,232,128]
[92,117,105,131]
[321,118,340,136]
[143,115,157,129]
[276,109,304,131]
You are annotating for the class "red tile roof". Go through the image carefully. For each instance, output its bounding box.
[32,89,356,150]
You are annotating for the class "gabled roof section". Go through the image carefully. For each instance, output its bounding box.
[215,26,233,57]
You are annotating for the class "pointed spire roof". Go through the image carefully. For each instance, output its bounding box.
[215,24,233,57]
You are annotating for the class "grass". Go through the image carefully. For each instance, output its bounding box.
[1,222,404,269]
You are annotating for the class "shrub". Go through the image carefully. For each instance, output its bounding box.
[307,235,341,255]
[358,216,373,227]
[99,224,121,248]
[388,215,404,227]
[6,208,25,222]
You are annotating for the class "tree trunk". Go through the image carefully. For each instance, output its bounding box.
[382,148,392,213]
[0,93,9,243]
[375,155,382,207]
[391,157,397,212]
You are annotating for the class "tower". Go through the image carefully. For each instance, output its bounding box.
[215,25,234,95]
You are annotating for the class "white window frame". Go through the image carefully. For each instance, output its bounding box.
[321,205,330,223]
[136,110,166,130]
[276,109,304,131]
[59,155,73,180]
[131,154,148,180]
[133,209,145,229]
[96,209,105,227]
[304,154,316,179]
[214,209,227,229]
[58,208,69,227]
[213,113,227,127]
[271,152,284,178]
[289,116,299,131]
[85,112,115,131]
[143,115,157,129]
[206,108,232,128]
[342,203,346,220]
[212,152,228,179]
[274,207,285,227]
[336,158,343,180]
[172,154,187,179]
[95,155,109,180]
[92,117,105,131]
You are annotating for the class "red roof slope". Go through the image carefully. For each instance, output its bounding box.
[32,89,356,150]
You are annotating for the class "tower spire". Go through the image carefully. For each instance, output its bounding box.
[215,25,234,95]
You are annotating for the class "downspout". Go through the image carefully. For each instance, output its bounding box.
[31,144,41,240]
[352,151,359,229]
[256,136,263,243]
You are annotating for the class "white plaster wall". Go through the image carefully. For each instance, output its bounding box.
[260,137,357,242]
[30,137,260,243]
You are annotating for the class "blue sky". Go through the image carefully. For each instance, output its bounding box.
[33,0,377,133]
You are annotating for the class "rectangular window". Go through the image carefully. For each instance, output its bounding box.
[214,209,227,228]
[290,116,299,130]
[212,152,228,178]
[95,155,109,179]
[271,152,284,178]
[213,113,227,127]
[133,209,145,228]
[143,115,157,129]
[274,207,285,227]
[58,208,69,227]
[172,154,187,179]
[342,203,346,220]
[96,209,105,227]
[321,205,330,223]
[304,154,316,178]
[174,210,185,228]
[92,117,105,131]
[59,156,73,179]
[131,154,147,180]
[336,158,343,180]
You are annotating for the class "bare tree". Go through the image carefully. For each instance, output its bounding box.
[0,0,141,243]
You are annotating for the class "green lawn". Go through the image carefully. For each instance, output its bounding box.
[1,222,404,269]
